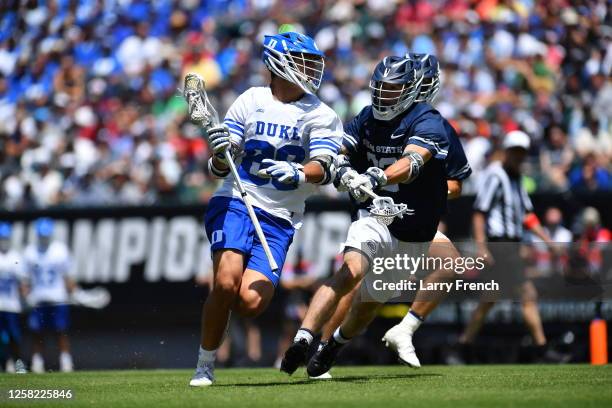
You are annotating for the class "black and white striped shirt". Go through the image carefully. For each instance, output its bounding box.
[473,161,533,240]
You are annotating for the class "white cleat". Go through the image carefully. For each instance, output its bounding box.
[189,363,214,387]
[382,324,421,368]
[31,353,45,374]
[309,371,332,380]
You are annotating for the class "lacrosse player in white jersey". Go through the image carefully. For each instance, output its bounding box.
[24,218,75,373]
[0,222,27,373]
[189,31,343,387]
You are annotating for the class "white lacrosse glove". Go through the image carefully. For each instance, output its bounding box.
[333,154,357,192]
[257,159,305,186]
[336,168,359,192]
[348,167,387,202]
[207,124,233,165]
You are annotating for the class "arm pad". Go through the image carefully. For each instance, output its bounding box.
[311,154,336,185]
[400,150,425,184]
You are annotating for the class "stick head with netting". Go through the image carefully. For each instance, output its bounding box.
[183,73,219,127]
[368,196,413,226]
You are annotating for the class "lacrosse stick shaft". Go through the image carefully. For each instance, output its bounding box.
[184,73,278,272]
[224,152,279,272]
[358,185,380,199]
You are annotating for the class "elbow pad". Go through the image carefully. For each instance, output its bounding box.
[311,154,336,185]
[400,151,424,184]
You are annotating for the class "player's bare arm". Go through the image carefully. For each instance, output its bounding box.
[343,144,431,201]
[384,144,432,184]
[447,179,462,199]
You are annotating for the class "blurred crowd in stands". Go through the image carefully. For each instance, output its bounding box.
[0,0,611,209]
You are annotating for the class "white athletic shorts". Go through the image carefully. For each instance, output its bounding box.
[342,210,434,302]
[343,210,437,260]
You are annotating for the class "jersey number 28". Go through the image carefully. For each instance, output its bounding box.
[239,140,306,190]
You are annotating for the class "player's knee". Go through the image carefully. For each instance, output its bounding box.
[212,273,241,300]
[334,255,366,294]
[236,292,269,318]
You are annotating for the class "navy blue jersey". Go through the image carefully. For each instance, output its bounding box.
[343,103,468,242]
[443,120,471,181]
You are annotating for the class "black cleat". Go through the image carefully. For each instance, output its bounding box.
[280,339,309,375]
[306,339,345,378]
[536,347,572,364]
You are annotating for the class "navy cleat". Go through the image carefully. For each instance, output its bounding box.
[306,339,345,378]
[280,339,309,375]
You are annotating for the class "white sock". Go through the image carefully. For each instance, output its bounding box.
[32,353,44,364]
[294,328,314,345]
[332,328,350,344]
[5,358,15,373]
[32,353,44,372]
[197,346,217,367]
[60,352,73,371]
[60,352,73,364]
[400,310,423,333]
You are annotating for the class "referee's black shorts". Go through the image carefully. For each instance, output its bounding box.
[483,237,525,300]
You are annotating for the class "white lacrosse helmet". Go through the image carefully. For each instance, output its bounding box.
[262,32,325,95]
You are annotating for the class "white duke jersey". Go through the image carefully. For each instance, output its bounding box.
[24,241,72,305]
[214,87,343,226]
[0,250,26,313]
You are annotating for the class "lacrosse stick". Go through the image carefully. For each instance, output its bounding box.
[358,185,413,226]
[183,73,279,272]
[25,287,111,310]
[70,287,111,309]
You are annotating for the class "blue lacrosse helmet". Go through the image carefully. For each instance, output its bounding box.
[262,31,325,95]
[370,55,425,121]
[408,53,441,104]
[0,222,11,239]
[35,217,54,237]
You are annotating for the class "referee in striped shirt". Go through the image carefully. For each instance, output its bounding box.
[453,130,567,363]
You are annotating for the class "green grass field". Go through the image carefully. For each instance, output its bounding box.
[1,365,611,408]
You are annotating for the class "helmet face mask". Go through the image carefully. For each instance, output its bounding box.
[370,56,424,120]
[262,32,325,95]
[419,68,440,103]
[287,51,325,92]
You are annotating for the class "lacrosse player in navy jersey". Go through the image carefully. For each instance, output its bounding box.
[281,54,471,377]
[318,54,473,374]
